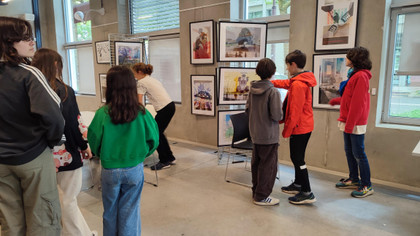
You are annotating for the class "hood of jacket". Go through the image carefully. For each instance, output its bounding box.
[250,79,273,95]
[290,71,317,87]
[354,69,372,80]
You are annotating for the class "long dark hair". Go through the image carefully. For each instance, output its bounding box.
[106,66,145,124]
[32,48,68,101]
[0,16,33,65]
[347,46,372,70]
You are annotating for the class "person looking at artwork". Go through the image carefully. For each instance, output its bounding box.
[88,66,159,236]
[32,48,97,236]
[329,46,374,198]
[132,62,177,170]
[271,50,317,205]
[0,16,65,235]
[246,58,283,206]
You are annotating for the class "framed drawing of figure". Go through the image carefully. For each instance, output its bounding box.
[190,20,214,64]
[315,0,359,51]
[95,41,111,64]
[217,109,245,146]
[191,75,216,116]
[99,73,107,103]
[313,53,349,109]
[218,21,267,62]
[218,67,260,105]
[114,41,143,66]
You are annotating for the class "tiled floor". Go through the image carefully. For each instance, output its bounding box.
[75,141,420,236]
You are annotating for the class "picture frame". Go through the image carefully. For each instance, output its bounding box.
[315,0,359,51]
[99,73,107,103]
[313,53,349,109]
[217,110,245,147]
[218,67,260,105]
[191,75,216,116]
[189,20,214,64]
[95,41,110,64]
[114,41,143,66]
[218,21,267,62]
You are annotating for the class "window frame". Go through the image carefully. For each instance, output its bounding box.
[382,5,420,126]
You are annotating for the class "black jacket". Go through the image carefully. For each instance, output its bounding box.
[0,63,64,165]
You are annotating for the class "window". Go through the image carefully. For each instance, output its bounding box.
[130,0,179,34]
[63,0,95,95]
[382,5,420,126]
[245,0,290,19]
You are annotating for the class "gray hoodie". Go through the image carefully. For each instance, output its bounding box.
[246,79,283,145]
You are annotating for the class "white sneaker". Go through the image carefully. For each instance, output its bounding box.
[253,196,279,206]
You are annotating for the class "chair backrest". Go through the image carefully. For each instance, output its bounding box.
[230,112,251,145]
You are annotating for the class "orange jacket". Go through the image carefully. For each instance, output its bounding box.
[271,72,317,138]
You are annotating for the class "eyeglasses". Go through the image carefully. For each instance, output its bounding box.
[22,36,35,42]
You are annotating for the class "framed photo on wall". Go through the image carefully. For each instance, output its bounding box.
[95,41,110,64]
[218,21,267,62]
[315,0,359,51]
[217,110,245,147]
[313,53,349,109]
[218,67,260,105]
[190,20,214,64]
[99,73,107,103]
[114,41,143,66]
[191,75,216,116]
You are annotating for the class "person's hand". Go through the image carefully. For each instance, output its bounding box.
[329,97,340,106]
[81,146,93,160]
[54,159,60,173]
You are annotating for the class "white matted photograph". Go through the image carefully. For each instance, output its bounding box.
[190,20,214,64]
[217,110,245,147]
[218,67,260,105]
[191,75,215,116]
[95,41,110,64]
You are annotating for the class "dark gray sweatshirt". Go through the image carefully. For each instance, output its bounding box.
[246,79,283,145]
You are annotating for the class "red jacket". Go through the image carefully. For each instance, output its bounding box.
[272,72,317,138]
[330,69,371,133]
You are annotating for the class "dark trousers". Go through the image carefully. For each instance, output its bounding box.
[251,143,278,201]
[290,132,312,192]
[155,102,176,163]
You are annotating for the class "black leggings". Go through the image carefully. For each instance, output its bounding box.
[155,102,176,163]
[289,132,312,192]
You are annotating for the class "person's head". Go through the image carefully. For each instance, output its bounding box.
[106,66,145,124]
[285,50,306,75]
[132,62,153,80]
[256,58,276,80]
[346,46,372,70]
[0,16,35,65]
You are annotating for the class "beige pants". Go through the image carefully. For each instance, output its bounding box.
[0,148,61,236]
[57,168,92,236]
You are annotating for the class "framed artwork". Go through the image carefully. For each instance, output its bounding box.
[218,21,267,62]
[315,0,359,51]
[114,41,143,66]
[218,67,260,105]
[95,41,110,64]
[313,53,349,109]
[191,75,216,116]
[190,20,214,64]
[217,110,245,147]
[99,73,107,103]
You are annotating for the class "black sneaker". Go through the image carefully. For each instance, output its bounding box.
[150,162,171,170]
[288,192,317,205]
[281,182,301,194]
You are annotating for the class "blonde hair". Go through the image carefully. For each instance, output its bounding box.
[132,62,153,75]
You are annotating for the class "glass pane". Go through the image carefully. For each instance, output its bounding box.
[65,0,92,42]
[68,47,96,95]
[246,0,291,19]
[267,42,289,101]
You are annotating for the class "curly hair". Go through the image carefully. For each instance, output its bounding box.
[0,16,33,66]
[106,66,145,124]
[132,62,153,75]
[346,46,372,70]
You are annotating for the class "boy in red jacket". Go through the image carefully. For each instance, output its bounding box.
[271,50,317,204]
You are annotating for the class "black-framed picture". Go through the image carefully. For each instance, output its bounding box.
[218,67,260,105]
[217,109,245,147]
[189,20,214,65]
[315,0,359,51]
[114,41,143,66]
[218,21,267,62]
[313,53,349,109]
[191,75,216,116]
[95,41,110,64]
[99,73,107,103]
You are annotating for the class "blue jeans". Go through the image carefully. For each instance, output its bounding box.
[101,163,144,236]
[343,133,371,187]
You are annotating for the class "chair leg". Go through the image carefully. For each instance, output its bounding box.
[144,152,158,187]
